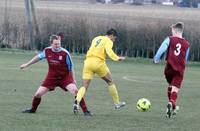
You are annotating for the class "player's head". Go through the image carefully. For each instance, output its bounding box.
[171,22,184,36]
[50,35,61,51]
[106,28,118,42]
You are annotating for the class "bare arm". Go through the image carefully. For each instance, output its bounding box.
[20,55,40,69]
[105,46,126,61]
[105,47,120,61]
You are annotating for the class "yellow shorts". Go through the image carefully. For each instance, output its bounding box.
[82,57,110,79]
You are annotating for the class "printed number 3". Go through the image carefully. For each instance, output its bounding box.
[95,39,102,47]
[174,43,181,56]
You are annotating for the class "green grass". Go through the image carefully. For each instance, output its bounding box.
[0,50,200,131]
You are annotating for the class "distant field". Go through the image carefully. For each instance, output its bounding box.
[0,50,200,131]
[1,0,200,24]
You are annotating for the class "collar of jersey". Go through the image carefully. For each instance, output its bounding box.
[51,47,62,52]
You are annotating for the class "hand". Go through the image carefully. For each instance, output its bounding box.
[119,56,126,61]
[20,63,28,69]
[153,59,160,64]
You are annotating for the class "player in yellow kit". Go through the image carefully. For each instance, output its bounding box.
[73,29,126,114]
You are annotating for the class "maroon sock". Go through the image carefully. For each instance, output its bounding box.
[170,92,177,109]
[31,97,41,112]
[167,86,172,101]
[79,98,88,113]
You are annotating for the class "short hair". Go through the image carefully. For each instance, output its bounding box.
[57,32,64,40]
[50,35,59,43]
[171,22,184,32]
[106,28,118,37]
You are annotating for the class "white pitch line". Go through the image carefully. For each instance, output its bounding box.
[122,75,165,84]
[122,76,140,82]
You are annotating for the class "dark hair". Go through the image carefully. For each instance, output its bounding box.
[57,32,64,40]
[50,35,59,43]
[106,28,118,36]
[171,22,184,32]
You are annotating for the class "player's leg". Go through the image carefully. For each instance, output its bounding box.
[164,65,174,118]
[166,85,178,118]
[170,86,180,115]
[170,85,179,108]
[75,79,91,104]
[164,65,173,101]
[65,83,78,96]
[166,86,179,118]
[65,83,92,116]
[75,59,93,106]
[169,71,182,116]
[98,64,125,109]
[167,86,172,101]
[165,69,183,118]
[73,79,91,114]
[101,73,126,109]
[23,86,49,113]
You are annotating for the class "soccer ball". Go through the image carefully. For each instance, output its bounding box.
[136,98,151,112]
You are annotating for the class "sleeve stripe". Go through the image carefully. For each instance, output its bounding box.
[61,48,73,71]
[186,48,190,62]
[38,50,46,60]
[154,37,170,61]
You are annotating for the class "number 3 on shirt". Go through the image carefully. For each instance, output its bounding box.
[95,39,102,47]
[174,43,181,56]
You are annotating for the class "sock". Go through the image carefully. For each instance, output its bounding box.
[108,84,120,104]
[76,86,86,103]
[31,97,41,112]
[167,86,172,101]
[79,98,88,113]
[170,92,177,109]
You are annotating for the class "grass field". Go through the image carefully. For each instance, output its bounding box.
[0,50,200,131]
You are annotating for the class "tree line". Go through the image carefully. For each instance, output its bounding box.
[0,8,200,61]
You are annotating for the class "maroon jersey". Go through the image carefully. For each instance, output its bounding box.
[166,36,189,74]
[38,47,73,79]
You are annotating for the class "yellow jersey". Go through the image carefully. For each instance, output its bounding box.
[86,36,119,61]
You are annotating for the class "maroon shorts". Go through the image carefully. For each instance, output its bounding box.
[164,64,184,88]
[41,75,74,91]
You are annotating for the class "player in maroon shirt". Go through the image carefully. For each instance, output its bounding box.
[154,22,190,118]
[20,35,92,116]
